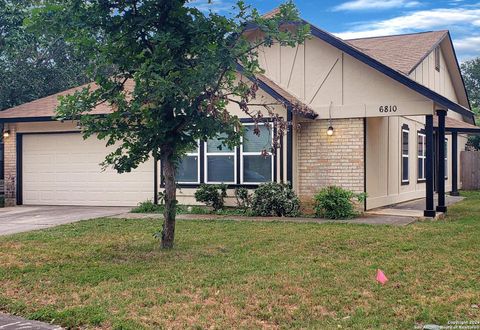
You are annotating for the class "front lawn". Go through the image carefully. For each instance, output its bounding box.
[0,193,479,329]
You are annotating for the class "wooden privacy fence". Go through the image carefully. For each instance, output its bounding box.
[461,151,480,190]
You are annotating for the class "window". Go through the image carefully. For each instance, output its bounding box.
[444,138,448,179]
[417,132,426,182]
[435,46,440,72]
[402,127,409,184]
[241,124,274,184]
[176,142,200,184]
[205,134,236,183]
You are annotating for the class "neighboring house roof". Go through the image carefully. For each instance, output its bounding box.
[346,31,448,75]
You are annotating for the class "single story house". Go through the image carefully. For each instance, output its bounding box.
[1,17,478,217]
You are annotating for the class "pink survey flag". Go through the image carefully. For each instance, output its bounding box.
[376,269,388,285]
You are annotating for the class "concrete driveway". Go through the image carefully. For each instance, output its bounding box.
[0,206,131,236]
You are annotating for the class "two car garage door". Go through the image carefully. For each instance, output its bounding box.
[21,133,155,206]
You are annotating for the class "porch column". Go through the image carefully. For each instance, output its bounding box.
[436,109,447,213]
[424,115,436,217]
[450,132,459,196]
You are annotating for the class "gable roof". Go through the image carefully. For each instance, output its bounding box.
[305,22,474,123]
[346,31,448,75]
[347,31,471,113]
[245,14,473,122]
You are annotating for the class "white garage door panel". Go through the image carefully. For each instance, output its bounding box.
[23,133,154,206]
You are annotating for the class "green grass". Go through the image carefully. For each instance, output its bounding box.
[1,193,480,329]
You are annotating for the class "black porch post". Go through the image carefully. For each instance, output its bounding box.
[450,132,459,196]
[424,115,436,217]
[436,109,447,213]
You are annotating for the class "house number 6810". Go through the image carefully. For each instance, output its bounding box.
[379,105,398,113]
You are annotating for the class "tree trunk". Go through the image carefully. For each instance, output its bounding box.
[161,152,177,249]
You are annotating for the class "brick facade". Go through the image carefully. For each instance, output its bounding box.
[4,125,16,206]
[296,118,365,206]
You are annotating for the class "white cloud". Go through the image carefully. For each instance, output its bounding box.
[333,0,420,11]
[334,7,480,39]
[454,36,480,52]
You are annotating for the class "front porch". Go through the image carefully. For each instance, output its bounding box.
[366,110,479,218]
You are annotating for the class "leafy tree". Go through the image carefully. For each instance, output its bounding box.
[30,0,310,248]
[461,57,480,150]
[461,57,480,109]
[0,0,90,110]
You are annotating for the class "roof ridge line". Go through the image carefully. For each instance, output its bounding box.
[345,30,449,41]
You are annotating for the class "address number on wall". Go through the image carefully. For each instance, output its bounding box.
[379,105,398,113]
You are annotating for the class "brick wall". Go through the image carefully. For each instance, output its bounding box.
[296,118,365,207]
[4,125,17,206]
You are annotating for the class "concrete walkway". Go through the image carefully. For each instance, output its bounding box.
[367,195,464,219]
[113,212,418,226]
[0,206,130,236]
[0,313,62,330]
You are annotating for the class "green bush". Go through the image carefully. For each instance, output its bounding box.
[234,187,252,211]
[313,186,366,219]
[251,182,300,217]
[131,200,163,213]
[194,184,227,211]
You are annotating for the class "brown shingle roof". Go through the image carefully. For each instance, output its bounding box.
[433,116,479,131]
[262,8,281,18]
[346,31,448,75]
[0,80,135,120]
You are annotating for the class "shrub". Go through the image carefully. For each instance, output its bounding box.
[131,200,163,213]
[194,184,228,211]
[234,187,252,211]
[251,182,300,217]
[313,186,366,219]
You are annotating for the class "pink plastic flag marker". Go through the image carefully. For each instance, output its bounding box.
[376,269,388,285]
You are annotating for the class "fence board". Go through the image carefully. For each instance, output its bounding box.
[461,151,480,190]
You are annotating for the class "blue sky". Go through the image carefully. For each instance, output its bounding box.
[191,0,480,61]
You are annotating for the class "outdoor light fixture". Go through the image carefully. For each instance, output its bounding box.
[327,101,334,136]
[3,130,10,138]
[327,126,334,136]
[76,121,82,129]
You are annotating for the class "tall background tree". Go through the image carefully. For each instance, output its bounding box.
[461,57,480,150]
[30,0,310,248]
[0,0,90,110]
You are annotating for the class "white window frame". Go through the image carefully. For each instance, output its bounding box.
[402,127,410,184]
[240,123,275,185]
[418,133,426,181]
[204,138,237,184]
[176,141,200,184]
